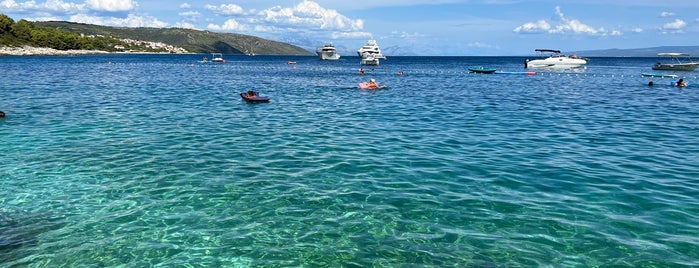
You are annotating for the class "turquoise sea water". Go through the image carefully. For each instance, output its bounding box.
[2,54,699,267]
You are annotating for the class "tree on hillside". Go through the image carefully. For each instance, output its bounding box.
[11,19,33,41]
[0,14,14,34]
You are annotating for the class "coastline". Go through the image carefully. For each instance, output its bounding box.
[0,45,110,56]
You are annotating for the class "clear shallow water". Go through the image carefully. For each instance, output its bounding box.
[2,54,699,267]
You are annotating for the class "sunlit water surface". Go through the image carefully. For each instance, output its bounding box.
[1,54,699,266]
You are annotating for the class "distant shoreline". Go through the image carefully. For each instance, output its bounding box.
[0,46,110,56]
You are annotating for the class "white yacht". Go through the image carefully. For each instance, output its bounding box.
[357,39,386,60]
[316,42,340,60]
[524,49,587,69]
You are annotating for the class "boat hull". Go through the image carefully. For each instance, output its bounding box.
[317,51,340,60]
[468,67,497,74]
[240,93,270,103]
[360,58,380,66]
[525,58,587,69]
[652,63,698,71]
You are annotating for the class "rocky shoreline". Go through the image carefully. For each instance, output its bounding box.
[0,46,110,56]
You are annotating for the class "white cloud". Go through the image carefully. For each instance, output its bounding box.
[660,11,675,17]
[173,21,197,29]
[205,4,244,15]
[179,3,190,9]
[1,0,86,13]
[258,0,363,31]
[178,10,200,22]
[331,31,372,39]
[70,13,166,28]
[85,0,136,12]
[513,20,551,33]
[661,18,686,33]
[631,27,643,33]
[208,18,245,31]
[513,6,608,36]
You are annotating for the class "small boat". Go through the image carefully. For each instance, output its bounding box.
[468,67,497,74]
[287,61,297,64]
[240,91,270,103]
[641,73,678,78]
[652,53,698,71]
[524,49,587,69]
[211,53,225,63]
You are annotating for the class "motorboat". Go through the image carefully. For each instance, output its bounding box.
[357,39,386,60]
[211,53,225,62]
[468,67,497,74]
[524,49,587,69]
[652,53,698,71]
[316,42,340,60]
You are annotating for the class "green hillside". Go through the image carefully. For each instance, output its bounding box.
[35,21,313,55]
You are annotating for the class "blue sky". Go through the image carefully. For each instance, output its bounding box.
[2,0,698,55]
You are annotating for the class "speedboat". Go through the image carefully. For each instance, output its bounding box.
[316,42,340,60]
[652,53,698,71]
[524,49,587,69]
[357,39,386,60]
[211,53,225,62]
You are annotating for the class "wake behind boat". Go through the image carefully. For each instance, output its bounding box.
[524,49,587,69]
[652,53,698,71]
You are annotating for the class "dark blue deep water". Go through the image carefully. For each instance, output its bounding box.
[2,54,699,267]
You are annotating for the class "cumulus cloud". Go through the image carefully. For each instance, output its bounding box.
[208,18,245,31]
[85,0,136,12]
[205,4,244,15]
[179,3,190,9]
[513,6,609,36]
[258,0,363,32]
[661,19,686,33]
[70,13,166,28]
[1,0,86,14]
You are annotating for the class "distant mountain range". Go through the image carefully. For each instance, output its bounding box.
[20,21,699,57]
[574,46,699,57]
[35,21,313,56]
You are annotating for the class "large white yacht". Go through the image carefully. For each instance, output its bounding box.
[357,39,386,60]
[316,42,340,60]
[524,49,587,69]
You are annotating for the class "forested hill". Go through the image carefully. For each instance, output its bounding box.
[34,21,312,55]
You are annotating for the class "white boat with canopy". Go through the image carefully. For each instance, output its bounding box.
[652,53,698,71]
